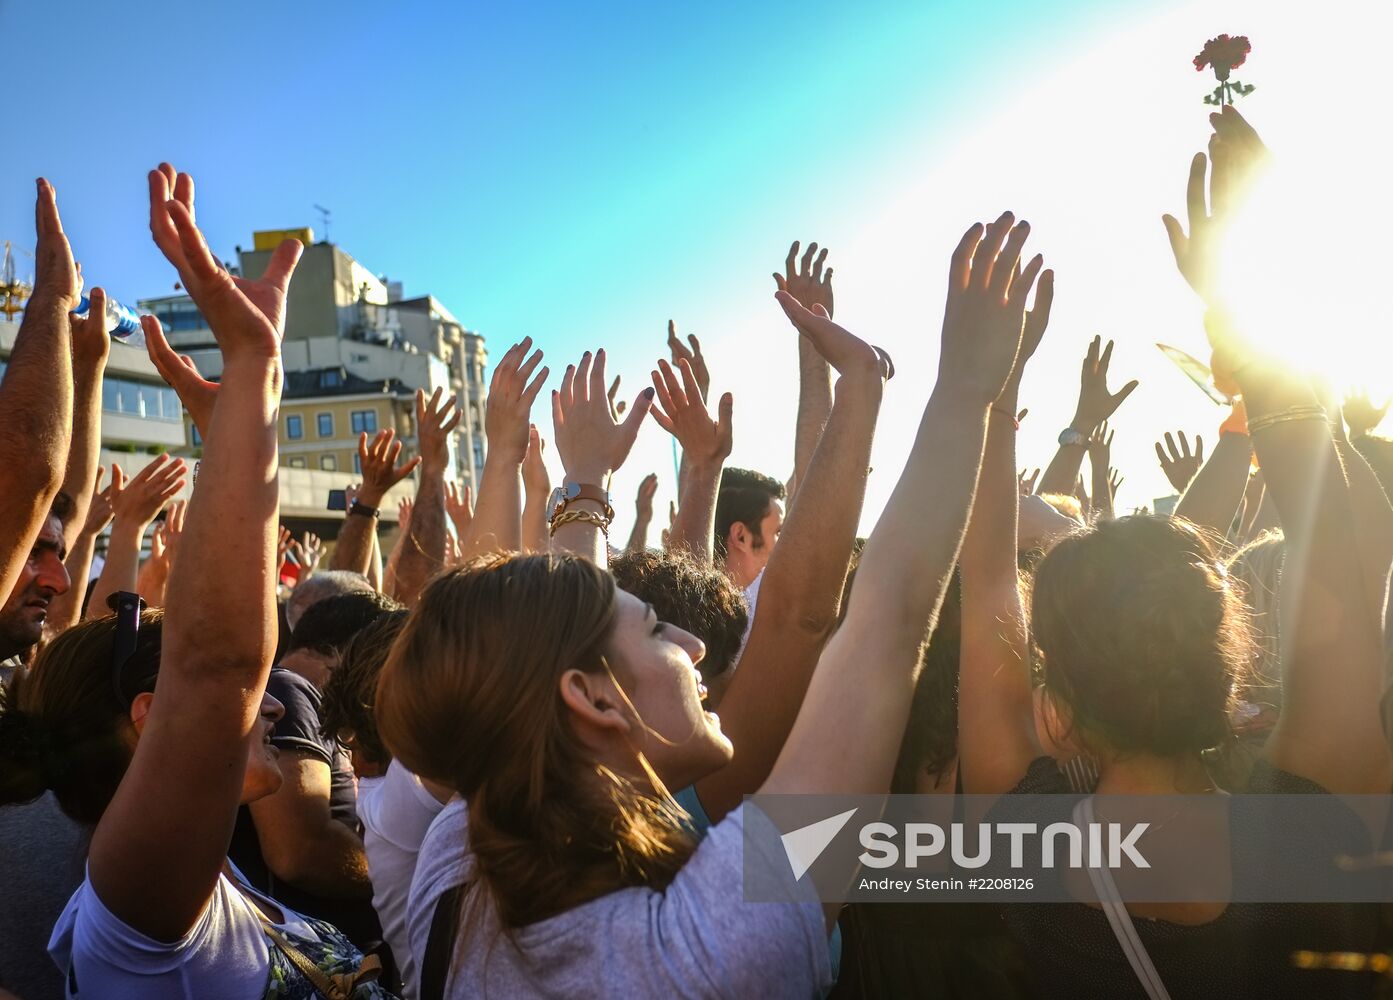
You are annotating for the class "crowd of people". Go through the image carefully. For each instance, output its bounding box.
[0,101,1388,1000]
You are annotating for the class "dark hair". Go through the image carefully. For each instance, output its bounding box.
[289,591,403,658]
[49,491,76,526]
[611,550,748,682]
[1030,515,1252,756]
[893,573,963,791]
[320,609,410,768]
[0,611,164,825]
[713,467,785,560]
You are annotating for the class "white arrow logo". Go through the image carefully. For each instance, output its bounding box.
[780,808,858,881]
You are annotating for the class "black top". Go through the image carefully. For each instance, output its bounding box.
[1000,756,1380,1000]
[227,667,382,950]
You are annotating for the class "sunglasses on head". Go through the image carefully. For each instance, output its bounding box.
[108,591,147,707]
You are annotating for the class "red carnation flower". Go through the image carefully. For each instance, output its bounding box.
[1193,33,1251,82]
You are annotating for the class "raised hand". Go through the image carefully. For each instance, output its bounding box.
[650,358,733,469]
[1018,468,1040,496]
[606,376,626,420]
[1072,336,1138,434]
[276,526,294,577]
[774,292,884,384]
[523,425,550,495]
[774,240,834,317]
[444,479,473,540]
[81,467,117,536]
[147,164,302,361]
[1156,430,1205,494]
[416,387,462,474]
[297,530,323,578]
[110,455,187,531]
[635,473,658,520]
[1001,270,1055,401]
[666,320,710,402]
[485,338,548,464]
[143,319,219,438]
[1161,106,1268,306]
[397,497,414,533]
[29,179,80,313]
[551,349,654,483]
[1108,468,1124,498]
[1343,391,1391,441]
[937,213,1043,405]
[71,285,112,370]
[1088,421,1115,468]
[356,428,420,507]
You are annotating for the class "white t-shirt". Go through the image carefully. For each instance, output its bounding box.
[407,798,830,998]
[47,864,315,999]
[356,761,446,998]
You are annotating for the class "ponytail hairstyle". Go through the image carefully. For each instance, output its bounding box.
[1030,515,1252,757]
[0,610,164,825]
[376,553,695,929]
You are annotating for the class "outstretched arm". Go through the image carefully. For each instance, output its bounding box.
[1037,336,1137,496]
[550,349,653,569]
[774,241,835,503]
[0,181,77,604]
[651,358,733,564]
[88,456,186,614]
[958,266,1054,794]
[460,339,546,560]
[693,291,882,823]
[625,474,659,555]
[330,431,419,578]
[89,164,304,942]
[61,289,111,548]
[393,388,461,607]
[762,215,1042,819]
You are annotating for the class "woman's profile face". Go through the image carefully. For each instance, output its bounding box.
[604,589,733,789]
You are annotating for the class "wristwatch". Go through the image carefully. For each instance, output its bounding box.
[548,483,613,523]
[348,499,380,519]
[1057,427,1089,448]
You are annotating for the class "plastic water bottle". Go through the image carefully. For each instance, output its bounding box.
[74,294,144,347]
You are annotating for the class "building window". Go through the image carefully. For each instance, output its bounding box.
[472,438,485,470]
[288,457,307,468]
[320,455,338,471]
[350,409,377,435]
[353,453,362,475]
[320,370,343,389]
[286,414,304,440]
[100,376,185,423]
[317,413,334,438]
[190,423,202,447]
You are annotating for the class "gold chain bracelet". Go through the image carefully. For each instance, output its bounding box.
[1247,405,1328,435]
[549,509,611,538]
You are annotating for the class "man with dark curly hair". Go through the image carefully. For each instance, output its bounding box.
[611,549,749,706]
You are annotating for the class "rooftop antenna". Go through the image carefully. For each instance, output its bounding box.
[313,204,332,244]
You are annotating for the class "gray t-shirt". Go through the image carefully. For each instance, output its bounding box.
[407,798,830,998]
[0,793,89,1000]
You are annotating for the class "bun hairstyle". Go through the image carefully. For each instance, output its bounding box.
[1030,515,1252,757]
[377,553,695,929]
[0,610,164,825]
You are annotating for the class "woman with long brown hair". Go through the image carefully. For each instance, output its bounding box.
[376,213,1046,997]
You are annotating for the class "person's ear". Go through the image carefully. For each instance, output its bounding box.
[728,522,750,556]
[129,691,156,735]
[558,669,632,739]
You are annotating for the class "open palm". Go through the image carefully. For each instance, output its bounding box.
[148,163,301,361]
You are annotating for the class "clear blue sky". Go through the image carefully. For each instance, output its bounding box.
[11,0,1367,535]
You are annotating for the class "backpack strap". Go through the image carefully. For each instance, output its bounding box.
[420,883,469,1000]
[1073,798,1173,1000]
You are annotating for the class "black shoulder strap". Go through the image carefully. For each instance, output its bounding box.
[420,883,468,1000]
